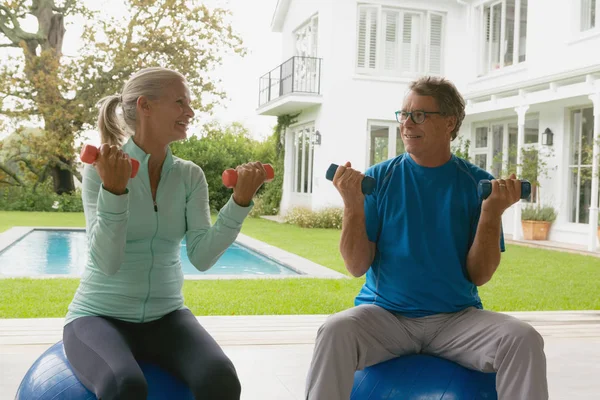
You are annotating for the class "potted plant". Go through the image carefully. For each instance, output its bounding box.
[521,205,557,240]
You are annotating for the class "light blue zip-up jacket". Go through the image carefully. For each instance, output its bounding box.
[65,137,252,325]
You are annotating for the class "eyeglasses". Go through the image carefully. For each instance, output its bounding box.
[395,110,443,124]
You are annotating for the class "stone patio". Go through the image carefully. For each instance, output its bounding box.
[1,312,599,399]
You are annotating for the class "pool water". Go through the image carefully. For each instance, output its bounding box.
[0,230,298,276]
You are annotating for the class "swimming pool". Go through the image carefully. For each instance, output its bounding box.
[0,229,299,277]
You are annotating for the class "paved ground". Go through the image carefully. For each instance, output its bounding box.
[1,312,599,399]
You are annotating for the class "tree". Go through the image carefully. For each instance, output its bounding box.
[0,0,244,193]
[451,136,471,162]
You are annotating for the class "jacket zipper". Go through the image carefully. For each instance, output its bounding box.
[142,173,160,321]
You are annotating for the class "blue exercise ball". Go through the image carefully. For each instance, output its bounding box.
[15,341,194,400]
[351,354,497,400]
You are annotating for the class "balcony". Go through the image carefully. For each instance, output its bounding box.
[257,56,323,116]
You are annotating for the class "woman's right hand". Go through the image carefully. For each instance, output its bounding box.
[94,144,132,195]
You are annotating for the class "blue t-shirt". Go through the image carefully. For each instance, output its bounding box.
[355,153,505,318]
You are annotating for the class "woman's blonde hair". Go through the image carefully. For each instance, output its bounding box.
[97,67,186,145]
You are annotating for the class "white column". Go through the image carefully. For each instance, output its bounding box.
[512,105,529,240]
[588,93,600,251]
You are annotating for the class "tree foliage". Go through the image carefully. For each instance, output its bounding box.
[170,122,278,213]
[0,0,244,193]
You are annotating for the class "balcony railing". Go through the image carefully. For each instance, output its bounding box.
[258,56,322,108]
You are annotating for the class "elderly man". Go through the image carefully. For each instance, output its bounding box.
[305,76,548,400]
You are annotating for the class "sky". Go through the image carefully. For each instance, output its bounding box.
[0,0,282,142]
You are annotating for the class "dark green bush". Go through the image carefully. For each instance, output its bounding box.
[0,184,83,212]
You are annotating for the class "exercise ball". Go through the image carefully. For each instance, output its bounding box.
[351,354,497,400]
[15,341,194,400]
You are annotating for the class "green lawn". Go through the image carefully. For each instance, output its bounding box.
[0,211,85,233]
[1,211,599,318]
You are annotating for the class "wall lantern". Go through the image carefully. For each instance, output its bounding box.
[312,130,322,146]
[542,128,553,146]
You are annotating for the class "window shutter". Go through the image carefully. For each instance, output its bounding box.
[401,13,421,74]
[383,10,398,71]
[357,6,378,70]
[428,13,443,74]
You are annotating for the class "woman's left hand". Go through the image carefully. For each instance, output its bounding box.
[232,162,267,207]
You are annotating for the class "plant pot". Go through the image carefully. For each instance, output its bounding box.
[521,220,552,240]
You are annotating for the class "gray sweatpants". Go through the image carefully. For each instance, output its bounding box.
[305,304,548,400]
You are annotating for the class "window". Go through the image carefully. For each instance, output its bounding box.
[472,117,539,202]
[357,5,445,77]
[569,108,598,224]
[368,121,405,167]
[581,0,598,31]
[479,0,528,75]
[293,15,320,94]
[294,15,318,58]
[292,124,316,194]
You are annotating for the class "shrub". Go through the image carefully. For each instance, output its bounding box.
[171,122,282,213]
[521,205,557,222]
[283,207,343,229]
[248,195,279,218]
[0,184,83,212]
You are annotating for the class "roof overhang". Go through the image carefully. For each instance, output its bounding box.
[271,0,291,32]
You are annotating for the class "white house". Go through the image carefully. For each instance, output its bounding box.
[256,0,600,252]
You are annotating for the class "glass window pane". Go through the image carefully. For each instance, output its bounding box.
[475,154,487,170]
[491,3,502,69]
[581,0,596,31]
[570,168,579,223]
[504,0,515,67]
[579,173,592,224]
[294,133,302,192]
[519,0,527,62]
[491,124,504,177]
[370,125,389,166]
[524,118,539,144]
[507,123,518,173]
[475,126,488,148]
[571,110,583,165]
[582,107,595,165]
[302,130,314,193]
[293,128,315,193]
[396,127,405,155]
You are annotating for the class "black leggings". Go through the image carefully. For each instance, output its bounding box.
[63,309,241,400]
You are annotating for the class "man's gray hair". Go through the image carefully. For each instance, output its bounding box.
[409,76,466,140]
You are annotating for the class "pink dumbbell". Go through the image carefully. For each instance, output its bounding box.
[222,164,275,188]
[79,144,140,178]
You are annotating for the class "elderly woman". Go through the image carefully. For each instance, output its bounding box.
[64,67,266,400]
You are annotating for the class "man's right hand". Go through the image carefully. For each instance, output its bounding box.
[333,161,366,207]
[94,144,132,195]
